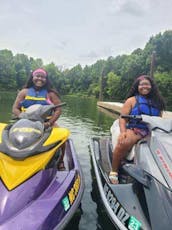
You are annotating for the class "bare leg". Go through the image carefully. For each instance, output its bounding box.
[110,129,142,183]
[58,143,66,170]
[60,143,66,161]
[52,123,66,170]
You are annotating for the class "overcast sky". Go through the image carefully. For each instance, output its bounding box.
[0,0,172,68]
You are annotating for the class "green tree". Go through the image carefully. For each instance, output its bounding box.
[0,49,16,90]
[154,71,172,107]
[106,72,121,100]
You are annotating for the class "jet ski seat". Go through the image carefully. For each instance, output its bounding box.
[110,119,135,161]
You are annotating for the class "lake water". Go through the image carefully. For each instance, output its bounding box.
[0,94,119,230]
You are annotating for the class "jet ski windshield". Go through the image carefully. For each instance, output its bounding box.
[19,103,66,122]
[19,104,56,122]
[9,119,44,149]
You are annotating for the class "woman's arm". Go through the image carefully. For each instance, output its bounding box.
[117,97,135,144]
[47,92,62,125]
[119,97,134,133]
[12,89,27,117]
[159,111,163,117]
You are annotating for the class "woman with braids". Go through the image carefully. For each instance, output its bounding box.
[12,68,65,170]
[109,75,165,184]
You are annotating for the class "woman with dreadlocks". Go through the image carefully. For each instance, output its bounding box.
[109,75,165,184]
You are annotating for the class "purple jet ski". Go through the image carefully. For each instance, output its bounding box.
[0,104,84,230]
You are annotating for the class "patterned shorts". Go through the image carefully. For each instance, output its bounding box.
[132,128,149,137]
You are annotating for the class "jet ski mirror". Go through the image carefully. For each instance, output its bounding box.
[123,164,150,188]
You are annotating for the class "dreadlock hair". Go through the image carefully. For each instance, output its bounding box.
[126,75,166,111]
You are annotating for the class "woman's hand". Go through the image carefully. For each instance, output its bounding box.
[12,89,27,117]
[44,121,51,129]
[118,132,127,144]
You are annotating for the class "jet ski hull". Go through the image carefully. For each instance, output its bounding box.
[0,139,84,230]
[91,116,172,230]
[90,138,151,230]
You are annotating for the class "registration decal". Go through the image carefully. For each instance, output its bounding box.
[62,196,70,211]
[103,183,130,225]
[128,216,142,230]
[62,174,81,211]
[68,174,80,205]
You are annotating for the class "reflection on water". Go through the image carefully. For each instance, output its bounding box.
[0,92,16,123]
[65,204,83,230]
[60,96,118,230]
[0,94,119,230]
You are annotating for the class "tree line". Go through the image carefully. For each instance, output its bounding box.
[0,30,171,107]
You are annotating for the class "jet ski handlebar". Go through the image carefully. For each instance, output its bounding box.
[120,114,142,121]
[53,102,66,109]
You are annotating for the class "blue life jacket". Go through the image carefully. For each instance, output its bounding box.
[127,95,160,130]
[20,87,51,111]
